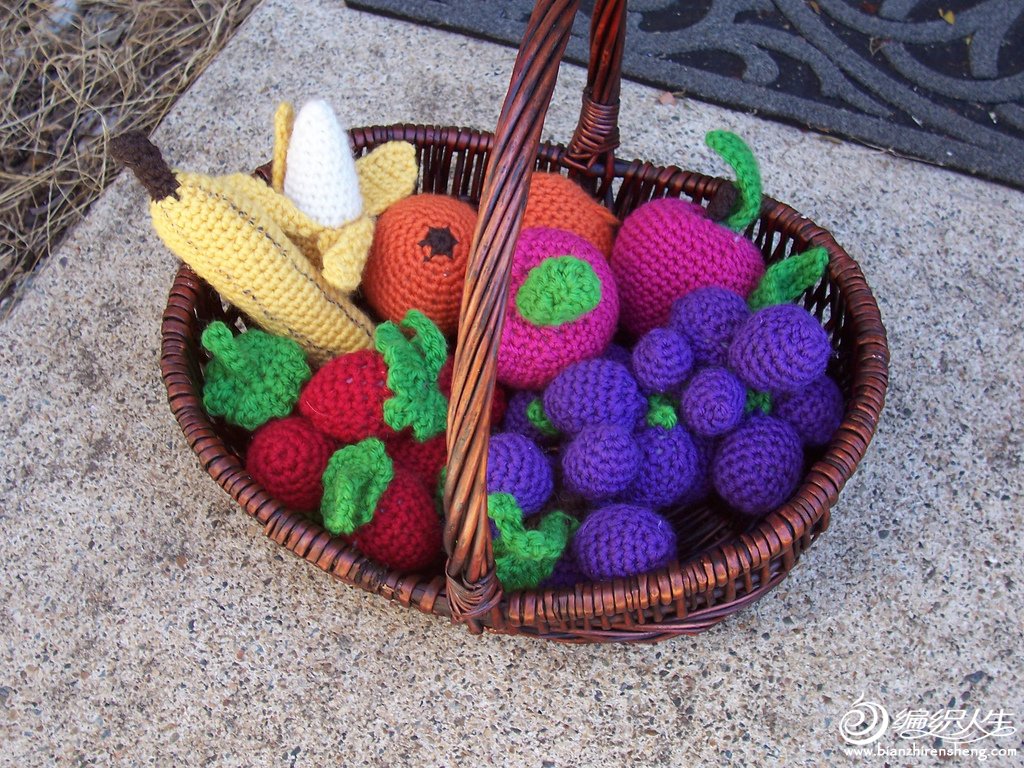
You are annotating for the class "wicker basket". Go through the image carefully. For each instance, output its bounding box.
[159,0,888,642]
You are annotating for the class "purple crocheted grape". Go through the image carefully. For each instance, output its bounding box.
[774,375,844,447]
[602,342,634,371]
[668,287,751,366]
[486,433,554,516]
[573,504,677,581]
[728,304,831,394]
[501,390,554,444]
[542,358,646,435]
[712,415,804,516]
[631,328,694,394]
[540,546,587,589]
[623,424,699,508]
[680,366,746,438]
[562,425,641,501]
[677,436,715,507]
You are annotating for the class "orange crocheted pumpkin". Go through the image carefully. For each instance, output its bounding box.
[522,172,619,257]
[361,194,477,335]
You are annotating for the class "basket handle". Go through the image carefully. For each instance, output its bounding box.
[442,0,627,630]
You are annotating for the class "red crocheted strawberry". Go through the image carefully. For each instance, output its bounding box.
[321,438,442,572]
[246,415,337,511]
[298,310,449,444]
[387,432,447,487]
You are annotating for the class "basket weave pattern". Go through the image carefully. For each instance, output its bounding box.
[160,0,888,643]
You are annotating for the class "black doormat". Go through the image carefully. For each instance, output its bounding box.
[347,0,1024,190]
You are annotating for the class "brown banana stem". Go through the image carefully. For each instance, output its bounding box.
[109,132,180,201]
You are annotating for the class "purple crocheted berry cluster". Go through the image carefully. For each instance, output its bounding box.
[491,274,842,586]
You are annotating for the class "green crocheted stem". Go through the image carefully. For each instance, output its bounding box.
[320,438,394,535]
[745,389,773,415]
[705,130,762,232]
[748,247,829,310]
[488,493,579,592]
[646,394,678,429]
[376,310,449,441]
[201,321,245,374]
[515,255,602,327]
[526,398,558,437]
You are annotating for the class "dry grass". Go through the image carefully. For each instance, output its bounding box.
[0,0,262,315]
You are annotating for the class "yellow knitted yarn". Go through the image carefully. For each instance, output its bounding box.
[150,170,375,363]
[271,101,294,193]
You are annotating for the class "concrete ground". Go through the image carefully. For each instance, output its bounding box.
[1,0,1021,765]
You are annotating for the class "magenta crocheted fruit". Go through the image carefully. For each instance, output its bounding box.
[668,287,751,367]
[631,327,694,394]
[573,504,677,581]
[680,366,747,438]
[542,358,646,436]
[486,433,554,516]
[712,415,804,516]
[496,228,619,390]
[728,304,831,394]
[624,424,700,508]
[246,416,336,512]
[773,375,844,447]
[610,197,764,336]
[562,425,642,501]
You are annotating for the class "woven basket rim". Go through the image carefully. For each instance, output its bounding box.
[159,122,889,641]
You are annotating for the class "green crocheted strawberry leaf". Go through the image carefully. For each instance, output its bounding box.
[488,493,579,592]
[515,255,602,327]
[526,397,558,437]
[200,321,311,431]
[748,247,829,310]
[321,438,394,535]
[376,310,449,441]
[646,394,678,429]
[705,130,762,233]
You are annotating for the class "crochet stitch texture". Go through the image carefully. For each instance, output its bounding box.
[497,228,618,390]
[631,327,694,394]
[521,172,619,256]
[712,415,804,516]
[542,358,646,436]
[486,433,554,515]
[669,287,751,367]
[562,425,641,501]
[728,304,831,394]
[611,197,764,336]
[624,424,699,508]
[201,321,311,431]
[362,194,478,335]
[774,375,844,447]
[680,366,747,439]
[246,416,335,511]
[573,504,677,581]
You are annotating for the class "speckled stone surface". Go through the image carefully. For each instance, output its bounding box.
[1,1,1022,765]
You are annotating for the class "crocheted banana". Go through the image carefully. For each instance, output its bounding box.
[110,132,375,364]
[271,99,418,292]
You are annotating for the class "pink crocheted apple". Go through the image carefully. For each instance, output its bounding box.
[610,131,766,336]
[496,227,618,389]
